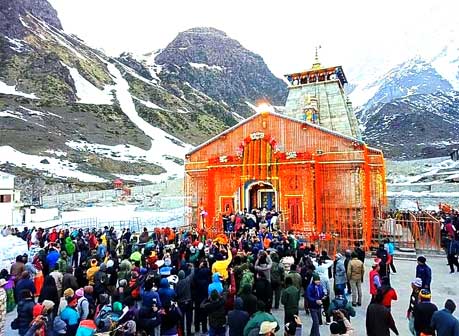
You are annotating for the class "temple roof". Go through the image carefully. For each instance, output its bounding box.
[186,109,378,156]
[284,65,348,86]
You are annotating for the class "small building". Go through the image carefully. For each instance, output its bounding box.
[113,178,124,189]
[0,172,22,226]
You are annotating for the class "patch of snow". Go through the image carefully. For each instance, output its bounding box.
[0,110,27,121]
[398,199,419,211]
[19,16,30,28]
[45,149,68,157]
[0,146,106,183]
[431,46,459,90]
[62,63,113,105]
[349,80,381,108]
[27,14,87,60]
[19,106,62,119]
[133,97,166,111]
[115,60,159,86]
[0,80,38,99]
[105,62,193,180]
[116,174,169,183]
[245,101,258,112]
[5,37,27,52]
[189,62,224,71]
[232,111,245,122]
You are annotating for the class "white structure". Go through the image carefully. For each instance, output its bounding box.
[0,172,22,226]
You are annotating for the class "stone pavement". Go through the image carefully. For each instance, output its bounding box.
[5,257,459,335]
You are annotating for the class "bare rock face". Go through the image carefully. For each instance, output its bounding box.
[155,27,288,117]
[0,0,62,38]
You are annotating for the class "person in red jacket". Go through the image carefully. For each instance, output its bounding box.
[369,258,382,301]
[379,277,398,311]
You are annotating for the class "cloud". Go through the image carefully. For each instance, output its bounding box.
[49,0,458,82]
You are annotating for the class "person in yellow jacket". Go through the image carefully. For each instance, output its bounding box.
[86,259,99,286]
[212,246,232,281]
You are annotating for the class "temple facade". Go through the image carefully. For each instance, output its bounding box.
[184,54,386,251]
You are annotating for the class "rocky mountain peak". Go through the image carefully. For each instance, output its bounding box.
[154,26,287,117]
[0,0,62,38]
[183,27,227,36]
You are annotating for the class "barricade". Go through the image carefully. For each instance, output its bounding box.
[373,213,443,253]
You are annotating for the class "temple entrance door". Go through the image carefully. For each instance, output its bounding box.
[287,196,303,231]
[246,181,277,211]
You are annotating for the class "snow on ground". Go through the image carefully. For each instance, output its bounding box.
[19,106,62,119]
[5,36,27,53]
[0,110,27,121]
[0,80,38,99]
[116,174,170,183]
[388,158,459,184]
[231,111,245,122]
[106,62,192,180]
[12,204,185,232]
[0,235,28,271]
[388,190,459,197]
[61,204,184,223]
[0,146,106,183]
[189,62,224,71]
[133,96,166,110]
[62,63,114,105]
[28,14,87,61]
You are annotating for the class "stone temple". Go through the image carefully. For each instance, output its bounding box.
[283,51,361,139]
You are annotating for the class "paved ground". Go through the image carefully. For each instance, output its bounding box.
[5,256,459,335]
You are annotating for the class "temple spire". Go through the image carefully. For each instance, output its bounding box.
[312,45,322,70]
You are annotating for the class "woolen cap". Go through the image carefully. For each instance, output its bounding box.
[259,321,277,334]
[411,278,422,288]
[63,288,74,298]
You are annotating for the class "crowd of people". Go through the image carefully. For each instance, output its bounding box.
[0,223,458,336]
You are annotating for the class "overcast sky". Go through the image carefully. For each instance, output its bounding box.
[48,0,458,82]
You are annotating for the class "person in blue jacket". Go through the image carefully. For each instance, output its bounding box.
[141,279,162,308]
[208,272,223,296]
[46,247,60,271]
[431,299,459,336]
[158,278,176,307]
[305,274,325,336]
[416,256,432,290]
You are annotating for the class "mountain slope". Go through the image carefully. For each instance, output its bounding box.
[0,0,287,192]
[361,91,459,159]
[153,27,288,117]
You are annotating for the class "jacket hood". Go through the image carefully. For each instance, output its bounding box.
[212,273,221,283]
[119,260,132,271]
[160,278,170,288]
[241,283,251,294]
[234,297,244,310]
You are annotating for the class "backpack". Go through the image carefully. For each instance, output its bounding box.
[78,297,96,320]
[271,262,283,285]
[95,305,122,332]
[240,269,254,290]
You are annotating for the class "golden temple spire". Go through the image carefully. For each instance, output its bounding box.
[311,45,322,70]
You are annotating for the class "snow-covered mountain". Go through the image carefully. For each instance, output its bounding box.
[351,45,459,159]
[0,0,287,192]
